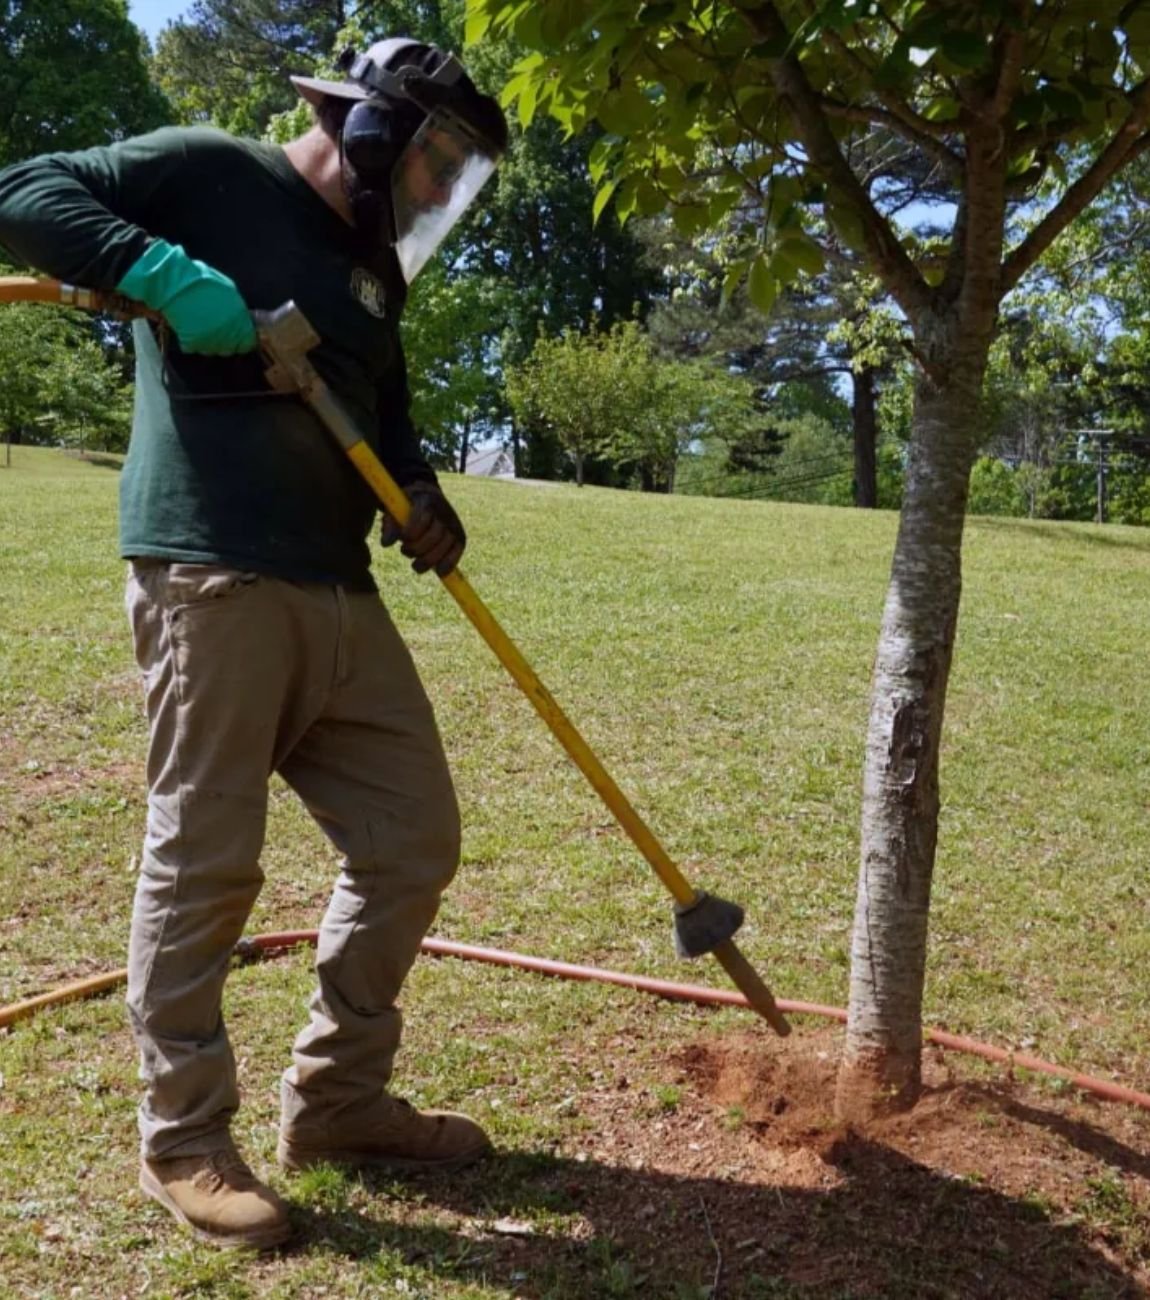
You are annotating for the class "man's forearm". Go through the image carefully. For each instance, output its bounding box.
[0,154,150,285]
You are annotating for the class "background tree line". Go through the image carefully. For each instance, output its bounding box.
[5,0,1150,527]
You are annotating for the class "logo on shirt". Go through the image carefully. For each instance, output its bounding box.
[351,268,387,319]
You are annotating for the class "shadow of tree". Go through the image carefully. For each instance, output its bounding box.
[1000,1096,1150,1183]
[287,1131,1146,1299]
[971,516,1150,553]
[75,452,123,471]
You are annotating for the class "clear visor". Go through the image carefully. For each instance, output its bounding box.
[391,111,498,283]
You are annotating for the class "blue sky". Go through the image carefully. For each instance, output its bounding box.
[129,0,192,41]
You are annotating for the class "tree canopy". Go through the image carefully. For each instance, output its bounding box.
[152,0,352,136]
[0,0,167,451]
[0,0,169,162]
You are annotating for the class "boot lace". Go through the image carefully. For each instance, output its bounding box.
[191,1149,253,1194]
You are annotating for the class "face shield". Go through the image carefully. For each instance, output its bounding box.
[389,108,499,283]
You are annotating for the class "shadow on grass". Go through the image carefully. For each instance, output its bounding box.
[972,516,1150,553]
[74,452,124,472]
[1002,1096,1150,1183]
[287,1129,1147,1299]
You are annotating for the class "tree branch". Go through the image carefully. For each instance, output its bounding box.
[990,20,1027,122]
[819,97,963,177]
[817,24,958,147]
[1003,82,1150,292]
[735,3,933,323]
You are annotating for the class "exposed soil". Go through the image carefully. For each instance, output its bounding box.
[370,1026,1150,1298]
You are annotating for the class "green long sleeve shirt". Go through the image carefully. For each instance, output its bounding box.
[0,126,434,588]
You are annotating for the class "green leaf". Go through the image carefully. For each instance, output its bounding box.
[923,96,959,123]
[875,41,918,90]
[511,3,544,45]
[707,187,742,224]
[499,69,534,111]
[670,201,709,236]
[901,11,949,48]
[747,255,779,314]
[766,175,803,226]
[777,236,825,277]
[826,197,867,252]
[588,136,617,186]
[518,77,539,128]
[1085,25,1119,74]
[1006,148,1038,179]
[539,0,587,46]
[1041,84,1085,123]
[614,179,639,225]
[820,0,878,32]
[938,30,990,71]
[596,81,653,136]
[1010,89,1046,128]
[464,4,493,46]
[720,258,749,306]
[1128,6,1150,58]
[634,179,667,217]
[592,179,618,226]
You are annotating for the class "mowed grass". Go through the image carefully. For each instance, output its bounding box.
[1,444,1149,1297]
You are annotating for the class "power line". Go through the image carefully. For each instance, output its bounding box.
[682,452,854,496]
[741,467,854,500]
[685,463,854,502]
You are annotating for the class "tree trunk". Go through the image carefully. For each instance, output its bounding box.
[575,449,585,486]
[510,417,522,478]
[852,365,878,508]
[458,414,471,475]
[835,329,991,1123]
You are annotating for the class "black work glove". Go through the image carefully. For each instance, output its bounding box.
[380,479,467,577]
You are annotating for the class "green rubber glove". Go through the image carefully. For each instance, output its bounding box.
[116,239,256,356]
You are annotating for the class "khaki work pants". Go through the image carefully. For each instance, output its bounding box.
[124,560,460,1159]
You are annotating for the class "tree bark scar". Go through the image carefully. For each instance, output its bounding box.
[888,701,921,790]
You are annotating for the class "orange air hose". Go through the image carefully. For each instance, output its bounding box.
[3,272,1146,1109]
[0,275,147,315]
[3,930,1148,1112]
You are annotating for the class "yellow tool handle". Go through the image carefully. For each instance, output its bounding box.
[3,283,790,1035]
[346,440,698,907]
[346,435,790,1034]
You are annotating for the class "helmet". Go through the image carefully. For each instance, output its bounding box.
[290,39,443,108]
[291,40,508,282]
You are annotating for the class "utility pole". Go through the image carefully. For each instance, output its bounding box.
[1070,428,1114,523]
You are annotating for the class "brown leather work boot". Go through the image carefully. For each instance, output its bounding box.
[140,1143,291,1250]
[277,1092,491,1173]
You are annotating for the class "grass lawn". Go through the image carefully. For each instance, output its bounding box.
[1,445,1148,1297]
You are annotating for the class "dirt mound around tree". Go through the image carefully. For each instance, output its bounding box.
[627,1027,1150,1294]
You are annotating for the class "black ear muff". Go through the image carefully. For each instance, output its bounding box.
[342,100,398,180]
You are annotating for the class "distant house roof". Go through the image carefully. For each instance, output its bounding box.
[464,445,515,478]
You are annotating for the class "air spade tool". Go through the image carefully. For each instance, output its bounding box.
[0,277,790,1036]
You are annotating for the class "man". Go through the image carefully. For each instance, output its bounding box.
[0,39,508,1251]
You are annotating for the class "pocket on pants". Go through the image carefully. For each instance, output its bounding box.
[164,563,261,610]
